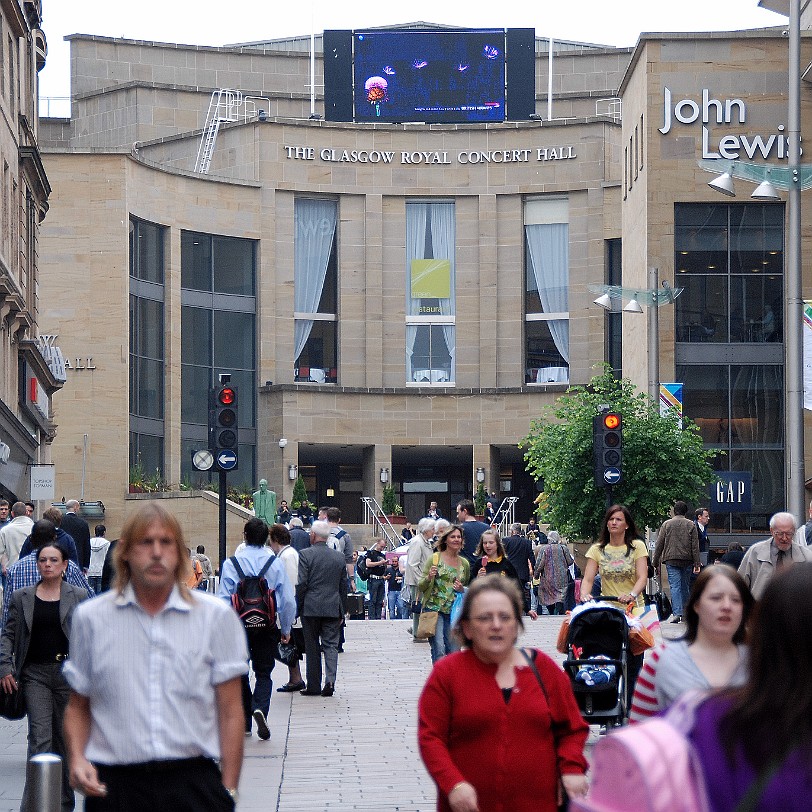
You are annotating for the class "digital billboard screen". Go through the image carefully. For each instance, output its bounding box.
[353,29,507,124]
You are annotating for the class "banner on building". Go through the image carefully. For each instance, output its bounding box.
[804,301,812,411]
[659,383,683,429]
[411,259,451,299]
[30,465,56,500]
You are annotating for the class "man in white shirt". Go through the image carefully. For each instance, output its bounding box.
[63,503,248,810]
[0,501,34,578]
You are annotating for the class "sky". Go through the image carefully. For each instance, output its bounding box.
[38,0,787,100]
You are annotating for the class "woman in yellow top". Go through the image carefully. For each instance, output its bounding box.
[579,503,649,715]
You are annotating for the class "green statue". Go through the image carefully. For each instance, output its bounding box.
[252,479,277,526]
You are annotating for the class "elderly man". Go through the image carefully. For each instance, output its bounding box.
[297,520,348,697]
[63,503,248,810]
[738,511,812,599]
[62,500,92,572]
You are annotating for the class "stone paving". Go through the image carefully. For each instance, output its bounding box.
[0,614,682,812]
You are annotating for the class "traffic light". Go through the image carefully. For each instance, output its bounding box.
[593,411,622,488]
[210,383,239,471]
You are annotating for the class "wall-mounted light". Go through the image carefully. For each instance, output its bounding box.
[326,487,335,497]
[279,438,288,448]
[476,467,485,483]
[380,467,389,484]
[288,464,298,480]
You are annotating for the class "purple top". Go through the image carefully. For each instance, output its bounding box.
[689,697,812,811]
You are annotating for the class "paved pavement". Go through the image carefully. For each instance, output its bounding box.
[0,614,682,812]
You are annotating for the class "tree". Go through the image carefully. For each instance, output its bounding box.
[521,368,716,541]
[291,475,308,509]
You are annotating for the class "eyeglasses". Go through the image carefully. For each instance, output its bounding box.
[471,613,516,625]
[772,531,794,539]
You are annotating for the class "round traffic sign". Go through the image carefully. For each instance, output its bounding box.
[603,467,621,485]
[217,449,238,471]
[192,449,214,471]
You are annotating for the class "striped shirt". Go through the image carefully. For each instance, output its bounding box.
[63,583,248,765]
[2,552,93,630]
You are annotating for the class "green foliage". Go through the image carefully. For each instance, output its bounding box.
[381,485,398,515]
[522,367,716,542]
[291,475,308,509]
[474,482,487,515]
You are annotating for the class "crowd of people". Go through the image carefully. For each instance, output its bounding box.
[3,494,812,812]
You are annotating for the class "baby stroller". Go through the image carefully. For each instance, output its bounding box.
[562,601,630,727]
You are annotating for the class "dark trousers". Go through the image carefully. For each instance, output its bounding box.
[367,579,386,619]
[241,626,277,725]
[520,581,531,614]
[86,757,233,812]
[21,662,74,812]
[301,616,342,689]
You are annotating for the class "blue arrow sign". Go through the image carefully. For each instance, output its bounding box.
[603,467,621,485]
[217,449,238,471]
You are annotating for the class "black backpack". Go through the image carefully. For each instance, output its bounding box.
[355,554,369,582]
[229,556,278,633]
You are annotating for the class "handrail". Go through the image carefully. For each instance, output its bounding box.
[361,496,400,550]
[494,497,519,537]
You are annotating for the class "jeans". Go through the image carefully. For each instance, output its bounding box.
[368,579,386,619]
[387,589,403,619]
[428,612,459,663]
[665,563,692,617]
[88,575,102,594]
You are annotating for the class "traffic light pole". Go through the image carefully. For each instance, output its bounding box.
[219,469,227,567]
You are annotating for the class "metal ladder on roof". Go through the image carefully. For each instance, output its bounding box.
[195,89,243,174]
[361,497,401,550]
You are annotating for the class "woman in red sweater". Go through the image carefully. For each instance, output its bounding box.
[418,575,588,812]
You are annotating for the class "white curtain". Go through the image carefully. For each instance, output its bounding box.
[430,203,456,377]
[526,223,569,363]
[405,204,428,377]
[294,199,337,363]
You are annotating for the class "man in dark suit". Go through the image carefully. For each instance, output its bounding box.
[504,522,535,614]
[61,500,91,572]
[296,520,348,697]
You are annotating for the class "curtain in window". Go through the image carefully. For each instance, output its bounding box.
[526,223,569,363]
[294,199,337,363]
[430,203,456,376]
[406,204,428,375]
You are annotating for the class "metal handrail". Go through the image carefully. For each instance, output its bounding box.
[361,496,400,550]
[494,496,519,537]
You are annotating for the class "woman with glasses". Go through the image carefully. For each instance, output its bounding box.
[418,575,588,812]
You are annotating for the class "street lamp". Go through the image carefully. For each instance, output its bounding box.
[700,0,804,518]
[590,274,683,403]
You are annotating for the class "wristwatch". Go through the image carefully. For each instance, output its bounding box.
[225,787,239,803]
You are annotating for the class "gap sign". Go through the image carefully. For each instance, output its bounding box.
[710,472,752,513]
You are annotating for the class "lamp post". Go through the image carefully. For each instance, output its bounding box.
[590,274,682,402]
[701,0,804,518]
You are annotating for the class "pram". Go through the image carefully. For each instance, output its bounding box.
[562,600,630,727]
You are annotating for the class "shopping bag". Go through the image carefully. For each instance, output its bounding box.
[416,610,439,639]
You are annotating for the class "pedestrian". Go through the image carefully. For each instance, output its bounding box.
[503,522,535,614]
[218,518,295,740]
[365,538,388,619]
[192,545,214,591]
[474,529,521,585]
[418,524,470,663]
[297,521,348,697]
[534,530,572,615]
[737,511,812,599]
[455,499,489,565]
[19,507,81,567]
[385,555,404,619]
[652,500,700,623]
[1,540,88,811]
[418,576,588,812]
[87,525,110,594]
[405,518,435,639]
[0,501,34,586]
[62,502,248,810]
[61,500,92,573]
[718,542,745,569]
[288,517,310,551]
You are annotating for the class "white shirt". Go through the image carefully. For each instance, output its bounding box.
[63,583,248,765]
[275,544,299,587]
[0,515,34,568]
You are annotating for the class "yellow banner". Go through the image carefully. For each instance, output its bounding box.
[411,259,451,299]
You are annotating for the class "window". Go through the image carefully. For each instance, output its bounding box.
[293,198,338,383]
[675,204,783,344]
[129,216,167,478]
[525,198,569,384]
[180,230,257,489]
[406,201,455,384]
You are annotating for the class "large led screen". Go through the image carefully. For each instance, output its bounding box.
[353,29,506,124]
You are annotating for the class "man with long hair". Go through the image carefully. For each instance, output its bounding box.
[63,503,248,810]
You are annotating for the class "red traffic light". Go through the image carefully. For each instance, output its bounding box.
[218,387,236,406]
[603,413,621,430]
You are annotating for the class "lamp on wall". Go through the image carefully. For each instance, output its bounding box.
[288,464,298,480]
[380,467,389,484]
[476,467,486,483]
[326,487,335,497]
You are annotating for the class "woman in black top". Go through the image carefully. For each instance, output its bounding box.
[0,534,88,811]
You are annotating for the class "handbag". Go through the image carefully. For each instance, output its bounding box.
[450,590,465,627]
[275,640,299,666]
[0,685,26,720]
[416,610,439,639]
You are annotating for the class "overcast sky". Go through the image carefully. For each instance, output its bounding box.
[39,0,787,99]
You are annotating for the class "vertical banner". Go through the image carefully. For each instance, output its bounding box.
[30,464,56,500]
[804,301,812,411]
[659,383,683,428]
